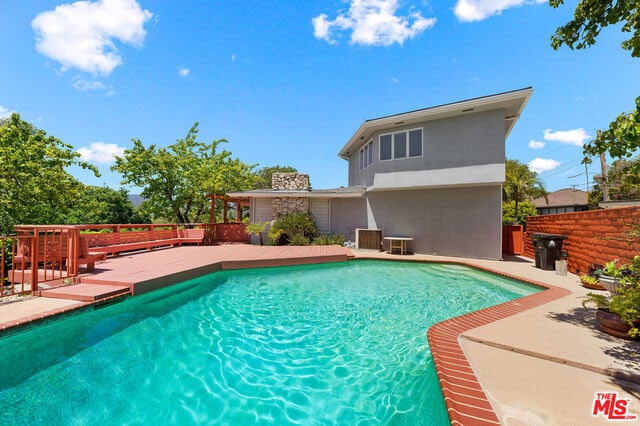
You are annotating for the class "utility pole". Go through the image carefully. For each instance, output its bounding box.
[600,152,609,201]
[595,130,609,201]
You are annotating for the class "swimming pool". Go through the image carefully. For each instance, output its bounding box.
[0,260,541,425]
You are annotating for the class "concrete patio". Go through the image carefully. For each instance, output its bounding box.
[0,245,638,424]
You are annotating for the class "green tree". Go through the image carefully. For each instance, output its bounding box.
[113,123,257,223]
[0,113,99,234]
[550,0,640,57]
[608,157,640,199]
[66,186,150,224]
[502,200,538,225]
[583,103,640,164]
[253,165,299,189]
[503,159,547,224]
[550,1,640,161]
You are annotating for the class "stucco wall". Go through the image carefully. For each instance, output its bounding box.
[329,198,368,243]
[365,186,503,259]
[348,110,505,187]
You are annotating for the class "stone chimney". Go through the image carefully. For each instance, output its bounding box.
[271,173,310,218]
[272,173,309,190]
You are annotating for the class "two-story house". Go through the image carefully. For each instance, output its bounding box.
[228,87,533,259]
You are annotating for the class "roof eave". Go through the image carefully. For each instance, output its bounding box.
[338,87,534,160]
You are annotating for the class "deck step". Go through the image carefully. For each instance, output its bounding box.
[39,283,131,302]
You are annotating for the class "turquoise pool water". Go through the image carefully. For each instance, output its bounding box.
[0,260,541,425]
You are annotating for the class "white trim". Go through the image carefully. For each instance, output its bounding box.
[359,139,374,170]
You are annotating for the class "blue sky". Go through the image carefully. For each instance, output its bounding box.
[1,0,639,194]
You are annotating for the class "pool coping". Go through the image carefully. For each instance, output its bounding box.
[0,293,130,339]
[354,256,572,425]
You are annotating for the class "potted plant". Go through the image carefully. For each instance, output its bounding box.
[579,263,605,290]
[599,260,626,293]
[582,256,640,339]
[580,274,604,290]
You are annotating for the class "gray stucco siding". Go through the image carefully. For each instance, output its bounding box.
[329,198,367,243]
[364,186,503,259]
[348,110,505,188]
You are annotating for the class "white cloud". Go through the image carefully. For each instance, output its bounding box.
[454,0,546,23]
[528,158,560,174]
[390,76,400,84]
[528,140,545,149]
[231,53,236,62]
[312,0,436,46]
[178,67,190,77]
[543,128,591,146]
[77,141,125,164]
[32,0,153,75]
[0,106,14,119]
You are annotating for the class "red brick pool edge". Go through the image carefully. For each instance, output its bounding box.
[427,266,571,425]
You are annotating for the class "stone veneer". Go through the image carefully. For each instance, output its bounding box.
[272,173,310,218]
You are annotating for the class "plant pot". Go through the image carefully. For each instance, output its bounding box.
[580,277,606,291]
[596,308,640,340]
[598,275,622,293]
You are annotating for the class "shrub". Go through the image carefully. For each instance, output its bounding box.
[288,233,311,246]
[312,234,345,246]
[268,213,319,245]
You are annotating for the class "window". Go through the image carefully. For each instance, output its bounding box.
[380,134,392,161]
[359,140,373,170]
[379,128,422,161]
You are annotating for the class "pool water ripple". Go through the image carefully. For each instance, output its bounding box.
[0,260,540,425]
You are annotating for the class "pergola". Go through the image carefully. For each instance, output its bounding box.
[208,194,250,223]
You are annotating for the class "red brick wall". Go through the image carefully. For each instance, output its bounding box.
[524,207,640,275]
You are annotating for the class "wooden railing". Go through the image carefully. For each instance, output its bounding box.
[202,223,249,244]
[2,226,79,298]
[2,222,246,299]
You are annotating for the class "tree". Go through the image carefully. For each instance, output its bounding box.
[550,1,640,161]
[608,157,640,199]
[583,102,640,164]
[550,0,640,57]
[503,159,547,224]
[66,186,150,224]
[113,123,258,223]
[0,113,99,234]
[502,200,537,225]
[253,165,299,189]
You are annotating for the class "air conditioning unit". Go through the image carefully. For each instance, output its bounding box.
[355,228,383,251]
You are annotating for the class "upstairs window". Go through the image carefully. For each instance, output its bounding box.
[379,128,422,161]
[359,139,373,170]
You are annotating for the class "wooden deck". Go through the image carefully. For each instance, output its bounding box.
[40,245,354,301]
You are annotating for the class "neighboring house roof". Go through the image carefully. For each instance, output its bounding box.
[338,87,533,160]
[533,188,588,208]
[226,186,366,199]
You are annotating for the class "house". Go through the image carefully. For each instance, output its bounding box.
[228,88,533,259]
[533,188,588,215]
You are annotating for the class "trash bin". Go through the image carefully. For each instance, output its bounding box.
[532,233,568,271]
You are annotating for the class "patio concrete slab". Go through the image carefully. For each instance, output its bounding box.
[463,339,640,425]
